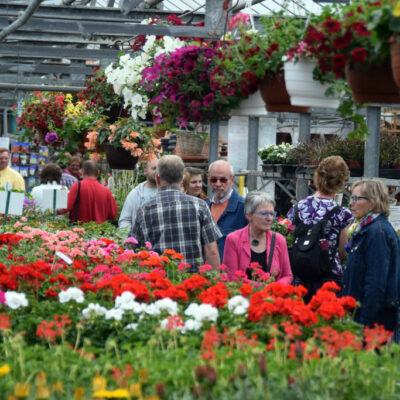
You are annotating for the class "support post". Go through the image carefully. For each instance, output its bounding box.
[247,117,259,191]
[297,113,311,200]
[205,0,230,37]
[208,121,219,167]
[364,106,381,178]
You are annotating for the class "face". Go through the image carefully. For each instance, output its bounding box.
[0,151,9,171]
[247,202,275,232]
[187,174,203,197]
[68,161,81,176]
[144,158,158,185]
[208,162,234,200]
[349,186,372,220]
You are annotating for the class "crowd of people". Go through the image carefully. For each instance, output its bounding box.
[0,146,399,334]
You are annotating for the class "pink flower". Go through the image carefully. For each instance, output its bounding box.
[229,12,250,30]
[199,264,213,274]
[145,241,152,249]
[178,262,191,271]
[0,290,6,306]
[20,217,27,222]
[124,237,138,245]
[13,222,22,228]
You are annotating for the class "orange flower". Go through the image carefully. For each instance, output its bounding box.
[129,131,140,138]
[89,153,102,162]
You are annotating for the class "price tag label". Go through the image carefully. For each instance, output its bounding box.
[55,251,73,265]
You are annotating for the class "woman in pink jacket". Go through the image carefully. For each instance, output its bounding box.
[223,191,292,284]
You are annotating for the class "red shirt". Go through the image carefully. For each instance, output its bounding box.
[67,178,117,224]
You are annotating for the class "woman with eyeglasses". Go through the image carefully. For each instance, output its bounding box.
[223,191,293,284]
[287,156,353,302]
[342,179,400,331]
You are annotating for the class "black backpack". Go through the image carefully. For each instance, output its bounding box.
[290,205,340,281]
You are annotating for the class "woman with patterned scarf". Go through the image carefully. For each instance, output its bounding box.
[342,179,400,332]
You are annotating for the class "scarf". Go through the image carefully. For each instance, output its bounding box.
[344,212,380,253]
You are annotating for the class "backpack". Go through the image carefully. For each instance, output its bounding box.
[290,205,340,281]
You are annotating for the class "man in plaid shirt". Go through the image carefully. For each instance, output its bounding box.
[131,155,221,271]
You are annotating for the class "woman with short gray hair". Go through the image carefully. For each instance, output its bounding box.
[223,191,292,284]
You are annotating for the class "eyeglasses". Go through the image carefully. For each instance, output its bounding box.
[209,177,229,184]
[253,210,277,218]
[350,195,369,202]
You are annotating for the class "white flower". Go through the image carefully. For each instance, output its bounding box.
[182,319,202,332]
[114,291,146,313]
[5,291,28,310]
[105,308,124,321]
[58,287,84,304]
[125,323,139,330]
[145,298,178,316]
[82,303,107,318]
[184,303,218,323]
[227,295,249,315]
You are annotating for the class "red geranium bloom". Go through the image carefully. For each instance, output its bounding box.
[333,31,353,49]
[351,47,368,63]
[322,18,342,33]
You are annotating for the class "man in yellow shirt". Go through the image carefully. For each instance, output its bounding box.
[0,148,25,191]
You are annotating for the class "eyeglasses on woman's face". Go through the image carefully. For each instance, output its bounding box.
[349,195,369,203]
[253,210,277,218]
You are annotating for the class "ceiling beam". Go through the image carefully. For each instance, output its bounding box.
[0,2,205,24]
[0,63,94,75]
[6,32,118,45]
[0,75,86,86]
[0,83,84,92]
[0,16,216,38]
[0,44,119,62]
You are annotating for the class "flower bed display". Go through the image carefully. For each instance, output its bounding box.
[0,215,399,399]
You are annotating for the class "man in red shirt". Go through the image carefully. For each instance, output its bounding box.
[67,161,117,224]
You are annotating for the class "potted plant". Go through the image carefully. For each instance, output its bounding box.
[300,0,400,104]
[84,118,161,170]
[104,17,187,122]
[256,14,310,113]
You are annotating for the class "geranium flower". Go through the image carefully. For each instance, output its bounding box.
[58,287,85,304]
[4,291,28,310]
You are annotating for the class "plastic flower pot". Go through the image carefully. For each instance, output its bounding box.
[259,73,310,113]
[104,144,138,170]
[284,59,340,109]
[390,36,400,92]
[345,59,400,103]
[230,90,268,117]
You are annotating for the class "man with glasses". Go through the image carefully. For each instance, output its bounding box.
[207,160,247,259]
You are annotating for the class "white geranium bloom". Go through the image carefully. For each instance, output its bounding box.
[145,298,178,316]
[82,303,107,318]
[227,295,249,315]
[105,308,124,321]
[125,323,139,330]
[115,291,136,307]
[184,303,218,323]
[182,319,202,332]
[5,291,28,310]
[58,287,84,304]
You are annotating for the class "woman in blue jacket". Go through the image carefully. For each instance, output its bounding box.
[342,179,400,331]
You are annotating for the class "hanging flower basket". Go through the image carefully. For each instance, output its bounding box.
[176,131,206,155]
[104,144,138,170]
[230,90,267,117]
[345,59,400,103]
[259,74,310,113]
[284,60,340,109]
[390,37,400,92]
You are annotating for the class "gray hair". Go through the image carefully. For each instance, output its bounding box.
[208,159,234,176]
[157,155,184,184]
[244,191,276,215]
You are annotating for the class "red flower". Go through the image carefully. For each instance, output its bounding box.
[198,282,229,308]
[322,18,342,33]
[239,283,253,298]
[333,54,347,69]
[351,22,371,37]
[0,313,11,330]
[351,47,367,63]
[333,31,353,49]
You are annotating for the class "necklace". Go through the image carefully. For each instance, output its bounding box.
[251,239,259,247]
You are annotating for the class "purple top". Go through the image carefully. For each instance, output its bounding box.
[287,196,354,276]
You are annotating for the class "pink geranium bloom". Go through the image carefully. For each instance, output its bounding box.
[229,12,250,30]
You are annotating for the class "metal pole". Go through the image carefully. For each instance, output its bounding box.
[208,121,219,166]
[297,113,311,200]
[247,116,259,191]
[364,106,381,178]
[2,108,8,136]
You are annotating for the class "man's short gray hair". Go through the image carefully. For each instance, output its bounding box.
[244,191,276,215]
[157,155,184,184]
[208,159,234,176]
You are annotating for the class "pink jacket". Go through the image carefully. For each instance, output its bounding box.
[223,225,293,284]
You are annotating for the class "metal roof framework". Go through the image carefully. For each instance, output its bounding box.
[0,0,326,107]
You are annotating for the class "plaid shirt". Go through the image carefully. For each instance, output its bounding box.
[60,172,78,189]
[131,187,222,270]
